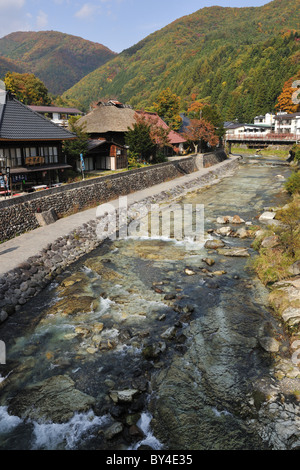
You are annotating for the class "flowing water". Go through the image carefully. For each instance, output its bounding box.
[0,155,293,450]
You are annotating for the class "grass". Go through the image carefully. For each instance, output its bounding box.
[251,247,295,285]
[250,194,300,286]
[231,145,290,159]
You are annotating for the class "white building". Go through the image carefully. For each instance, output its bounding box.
[28,105,84,127]
[224,121,273,138]
[254,113,275,126]
[274,112,300,135]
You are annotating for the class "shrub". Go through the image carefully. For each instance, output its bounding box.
[127,151,143,169]
[250,194,300,285]
[284,171,300,194]
[291,144,300,163]
[251,248,294,285]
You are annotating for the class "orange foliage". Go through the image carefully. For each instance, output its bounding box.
[276,71,300,113]
[187,100,207,118]
[182,118,219,152]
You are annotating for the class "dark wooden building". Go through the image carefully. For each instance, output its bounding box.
[0,91,76,194]
[85,139,128,171]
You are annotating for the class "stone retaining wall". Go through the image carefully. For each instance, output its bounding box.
[0,151,227,242]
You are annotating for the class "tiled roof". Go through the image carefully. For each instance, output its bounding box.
[0,92,76,141]
[28,105,84,114]
[274,112,300,120]
[224,122,245,129]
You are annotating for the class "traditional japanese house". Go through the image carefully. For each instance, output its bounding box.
[78,100,136,146]
[85,139,128,171]
[0,91,76,194]
[77,100,186,170]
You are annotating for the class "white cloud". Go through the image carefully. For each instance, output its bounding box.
[75,3,100,19]
[0,0,30,38]
[36,10,48,29]
[0,0,25,9]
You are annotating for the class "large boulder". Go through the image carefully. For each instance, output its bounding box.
[259,212,276,222]
[8,375,95,423]
[204,239,225,250]
[261,235,280,248]
[288,261,300,276]
[217,247,250,257]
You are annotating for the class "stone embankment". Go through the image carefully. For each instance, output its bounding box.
[0,154,240,325]
[208,203,300,450]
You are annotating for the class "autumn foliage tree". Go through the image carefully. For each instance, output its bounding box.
[125,112,171,162]
[182,118,219,153]
[187,100,207,119]
[275,72,300,114]
[153,88,182,131]
[4,72,51,106]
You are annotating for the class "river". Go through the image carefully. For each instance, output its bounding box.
[0,154,294,450]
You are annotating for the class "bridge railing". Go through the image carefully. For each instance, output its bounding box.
[226,133,300,142]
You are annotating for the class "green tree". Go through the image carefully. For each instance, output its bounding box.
[4,72,51,105]
[153,88,182,131]
[201,105,225,138]
[63,117,89,170]
[125,113,156,161]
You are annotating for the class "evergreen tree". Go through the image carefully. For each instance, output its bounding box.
[63,117,89,170]
[125,114,156,161]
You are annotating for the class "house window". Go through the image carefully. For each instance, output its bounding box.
[4,148,22,167]
[25,147,38,158]
[10,148,22,167]
[40,146,58,164]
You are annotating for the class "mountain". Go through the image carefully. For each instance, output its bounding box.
[62,0,300,121]
[0,55,23,78]
[0,31,117,95]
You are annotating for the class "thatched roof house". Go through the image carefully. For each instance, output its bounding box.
[77,100,186,155]
[77,100,136,145]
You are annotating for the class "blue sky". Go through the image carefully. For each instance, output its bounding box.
[0,0,271,53]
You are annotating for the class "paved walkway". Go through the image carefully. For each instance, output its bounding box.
[0,157,239,276]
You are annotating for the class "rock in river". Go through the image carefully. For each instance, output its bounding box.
[217,247,250,257]
[8,375,95,423]
[204,239,225,250]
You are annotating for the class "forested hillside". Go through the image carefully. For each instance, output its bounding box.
[63,0,300,122]
[0,31,117,95]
